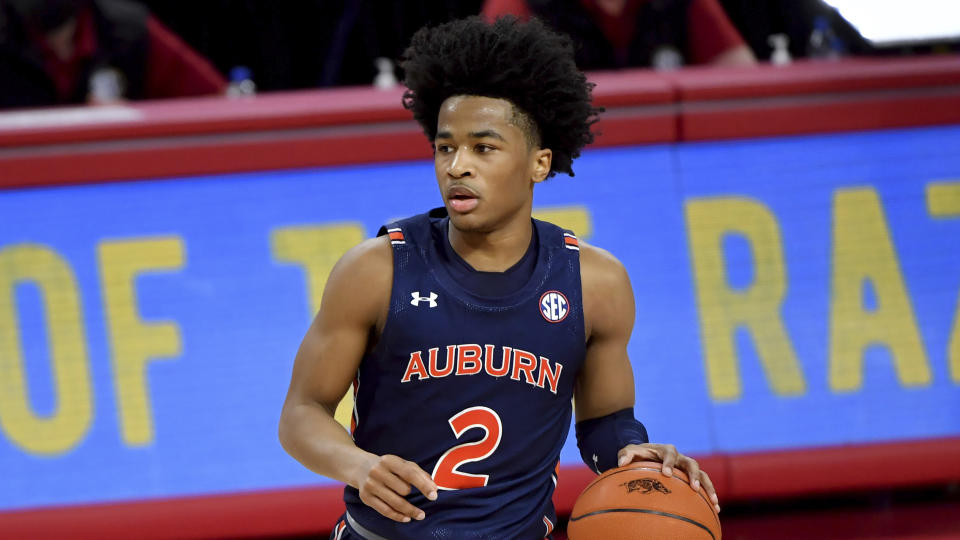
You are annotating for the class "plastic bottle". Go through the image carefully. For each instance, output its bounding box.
[651,45,683,71]
[373,57,398,90]
[88,66,125,103]
[768,33,792,66]
[807,16,844,60]
[227,66,256,97]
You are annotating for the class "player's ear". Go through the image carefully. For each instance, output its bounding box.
[531,148,552,184]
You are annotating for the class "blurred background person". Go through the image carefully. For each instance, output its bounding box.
[482,0,757,70]
[140,0,342,93]
[140,1,484,91]
[719,0,870,63]
[0,0,226,110]
[311,0,483,87]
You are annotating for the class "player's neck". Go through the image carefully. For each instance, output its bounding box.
[447,214,533,272]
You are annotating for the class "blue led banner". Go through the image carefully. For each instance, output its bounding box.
[1,125,958,510]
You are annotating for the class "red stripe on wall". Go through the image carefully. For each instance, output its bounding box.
[0,110,675,190]
[725,436,960,499]
[0,127,431,190]
[680,88,960,141]
[0,486,345,540]
[2,437,957,540]
[5,57,958,191]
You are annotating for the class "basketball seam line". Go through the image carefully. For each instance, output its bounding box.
[569,508,716,540]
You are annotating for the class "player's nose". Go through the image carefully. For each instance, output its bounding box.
[447,148,474,178]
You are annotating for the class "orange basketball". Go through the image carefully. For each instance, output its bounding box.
[567,461,721,540]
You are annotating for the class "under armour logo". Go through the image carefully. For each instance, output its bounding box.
[410,291,438,308]
[592,454,600,474]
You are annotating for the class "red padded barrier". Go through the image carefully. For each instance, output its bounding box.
[670,56,960,100]
[2,437,956,539]
[670,56,960,140]
[0,87,413,148]
[0,486,345,540]
[3,56,959,189]
[0,125,430,190]
[726,437,960,500]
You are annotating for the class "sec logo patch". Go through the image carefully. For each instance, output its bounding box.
[539,290,569,323]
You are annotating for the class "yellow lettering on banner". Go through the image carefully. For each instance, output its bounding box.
[685,197,804,401]
[271,224,365,429]
[829,188,930,391]
[926,180,960,218]
[0,245,92,455]
[99,237,185,446]
[926,180,960,383]
[533,206,593,239]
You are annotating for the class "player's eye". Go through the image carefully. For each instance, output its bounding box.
[435,144,453,153]
[475,144,495,153]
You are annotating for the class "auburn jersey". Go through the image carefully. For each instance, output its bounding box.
[343,208,585,539]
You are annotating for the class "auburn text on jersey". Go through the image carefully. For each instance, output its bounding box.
[401,344,564,394]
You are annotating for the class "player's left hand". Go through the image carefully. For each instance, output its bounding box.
[617,443,720,513]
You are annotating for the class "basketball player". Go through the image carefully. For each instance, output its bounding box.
[279,16,719,539]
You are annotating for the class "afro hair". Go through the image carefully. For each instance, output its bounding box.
[400,16,601,177]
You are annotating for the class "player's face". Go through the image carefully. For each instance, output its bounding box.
[434,95,551,233]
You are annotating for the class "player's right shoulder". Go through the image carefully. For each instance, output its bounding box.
[333,234,393,277]
[320,235,393,327]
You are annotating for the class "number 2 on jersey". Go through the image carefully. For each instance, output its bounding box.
[432,406,503,490]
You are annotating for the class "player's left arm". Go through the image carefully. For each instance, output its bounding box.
[576,241,720,512]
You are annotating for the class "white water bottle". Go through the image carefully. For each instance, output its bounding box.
[768,34,792,66]
[374,57,398,90]
[227,66,256,97]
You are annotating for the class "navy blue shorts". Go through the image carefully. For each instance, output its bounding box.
[329,516,356,539]
[328,513,557,539]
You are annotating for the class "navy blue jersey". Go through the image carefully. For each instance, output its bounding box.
[342,209,586,539]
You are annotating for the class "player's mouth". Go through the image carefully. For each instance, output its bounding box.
[447,185,480,213]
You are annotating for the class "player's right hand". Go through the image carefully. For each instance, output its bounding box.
[356,454,439,522]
